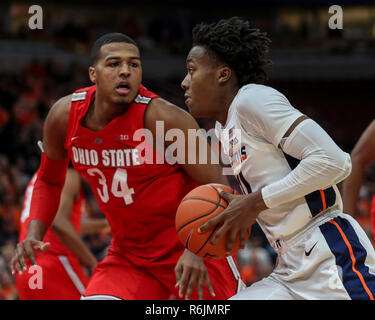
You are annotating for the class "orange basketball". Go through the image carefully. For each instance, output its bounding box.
[175,183,250,259]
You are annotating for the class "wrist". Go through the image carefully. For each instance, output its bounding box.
[26,219,47,241]
[248,190,268,213]
[184,248,201,259]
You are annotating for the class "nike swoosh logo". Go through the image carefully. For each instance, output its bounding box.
[71,137,78,141]
[305,241,318,256]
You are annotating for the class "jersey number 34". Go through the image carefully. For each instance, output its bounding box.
[87,168,134,205]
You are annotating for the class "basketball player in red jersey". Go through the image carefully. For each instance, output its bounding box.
[10,33,243,300]
[342,119,375,241]
[15,167,108,299]
[342,120,375,215]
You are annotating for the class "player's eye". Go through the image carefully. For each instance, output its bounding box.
[187,67,194,74]
[129,62,139,68]
[108,62,119,67]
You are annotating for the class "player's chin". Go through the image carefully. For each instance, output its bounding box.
[113,94,134,106]
[188,104,208,119]
[186,101,199,117]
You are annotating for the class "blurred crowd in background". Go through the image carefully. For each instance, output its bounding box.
[0,1,375,299]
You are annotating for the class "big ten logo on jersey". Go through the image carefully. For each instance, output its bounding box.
[117,134,130,141]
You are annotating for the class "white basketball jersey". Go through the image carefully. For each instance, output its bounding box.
[215,84,343,246]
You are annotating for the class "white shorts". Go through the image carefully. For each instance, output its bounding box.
[230,212,375,300]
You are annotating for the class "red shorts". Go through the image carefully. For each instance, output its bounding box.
[15,252,89,300]
[82,245,242,300]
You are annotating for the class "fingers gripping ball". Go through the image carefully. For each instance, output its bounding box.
[176,184,251,259]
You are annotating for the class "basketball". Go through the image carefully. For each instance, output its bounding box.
[175,183,251,259]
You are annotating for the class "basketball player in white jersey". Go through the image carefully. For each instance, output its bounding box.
[181,17,375,299]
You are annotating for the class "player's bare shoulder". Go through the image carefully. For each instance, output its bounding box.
[43,94,73,158]
[45,94,73,129]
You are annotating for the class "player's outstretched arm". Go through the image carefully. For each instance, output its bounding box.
[144,98,227,299]
[10,95,72,275]
[342,120,375,215]
[80,219,109,235]
[52,168,99,272]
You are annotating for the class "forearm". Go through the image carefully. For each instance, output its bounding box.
[215,170,230,185]
[242,190,268,217]
[342,119,375,215]
[52,219,97,269]
[342,159,364,215]
[181,163,230,187]
[26,219,47,241]
[80,218,109,235]
[198,164,229,185]
[29,153,69,229]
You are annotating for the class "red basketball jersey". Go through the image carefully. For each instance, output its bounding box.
[20,174,85,257]
[65,85,198,261]
[371,195,375,246]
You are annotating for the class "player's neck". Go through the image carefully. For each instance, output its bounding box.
[85,95,129,131]
[214,86,239,126]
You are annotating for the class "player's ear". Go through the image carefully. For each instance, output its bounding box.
[217,66,231,84]
[88,66,96,84]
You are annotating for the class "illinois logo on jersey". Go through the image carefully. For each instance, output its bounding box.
[231,146,247,175]
[223,126,241,157]
[241,146,247,161]
[220,126,245,175]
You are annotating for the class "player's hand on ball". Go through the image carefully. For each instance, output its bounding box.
[10,239,50,275]
[199,189,266,254]
[174,249,215,300]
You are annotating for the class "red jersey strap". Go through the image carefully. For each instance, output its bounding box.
[371,195,375,243]
[65,85,96,150]
[119,85,160,136]
[137,84,159,100]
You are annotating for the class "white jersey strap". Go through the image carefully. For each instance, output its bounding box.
[226,256,247,293]
[58,255,86,295]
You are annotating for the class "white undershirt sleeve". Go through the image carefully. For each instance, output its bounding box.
[236,85,304,148]
[261,119,352,209]
[234,85,351,210]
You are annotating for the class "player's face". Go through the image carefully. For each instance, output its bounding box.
[181,46,221,118]
[90,42,142,105]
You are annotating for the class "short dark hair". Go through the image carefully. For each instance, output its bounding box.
[192,17,271,86]
[91,33,138,64]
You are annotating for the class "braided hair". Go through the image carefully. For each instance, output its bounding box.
[192,17,271,86]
